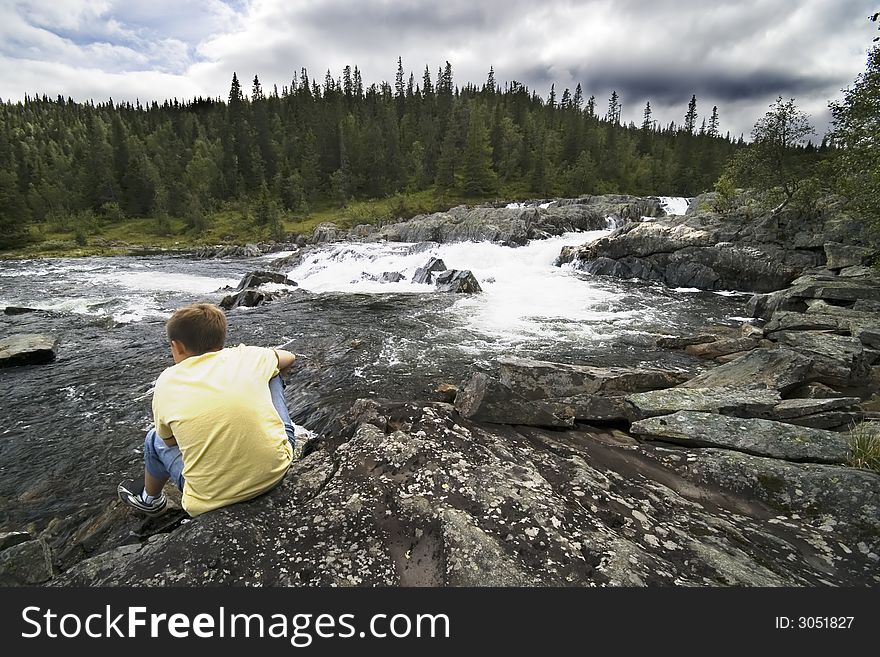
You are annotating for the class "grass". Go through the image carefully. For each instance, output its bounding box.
[1,184,534,259]
[848,421,880,472]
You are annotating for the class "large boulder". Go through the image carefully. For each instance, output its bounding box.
[434,270,482,293]
[630,411,850,463]
[412,257,447,284]
[235,270,296,291]
[0,333,58,367]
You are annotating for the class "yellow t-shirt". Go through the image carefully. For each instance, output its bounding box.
[152,344,293,516]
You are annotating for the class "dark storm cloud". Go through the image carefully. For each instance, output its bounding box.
[580,68,841,105]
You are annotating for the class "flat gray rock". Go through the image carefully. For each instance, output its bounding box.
[630,411,850,463]
[0,333,58,367]
[497,356,690,400]
[770,397,861,419]
[626,387,781,420]
[681,348,812,393]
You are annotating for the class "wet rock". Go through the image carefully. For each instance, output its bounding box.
[685,337,762,359]
[824,242,876,270]
[220,289,278,310]
[412,257,447,284]
[0,333,58,367]
[381,272,404,283]
[497,356,690,400]
[454,372,572,427]
[0,538,55,585]
[434,270,482,293]
[626,387,781,421]
[235,270,296,291]
[3,306,39,315]
[681,348,813,394]
[630,411,849,463]
[656,334,718,349]
[269,250,305,270]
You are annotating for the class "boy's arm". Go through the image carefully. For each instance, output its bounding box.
[274,349,296,372]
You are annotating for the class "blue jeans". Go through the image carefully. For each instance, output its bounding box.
[143,375,296,490]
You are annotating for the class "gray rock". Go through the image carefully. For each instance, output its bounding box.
[860,328,880,349]
[681,348,813,394]
[764,311,846,334]
[50,399,879,587]
[824,242,877,270]
[434,270,482,293]
[656,334,718,349]
[626,387,781,421]
[220,289,278,310]
[772,331,871,386]
[0,539,55,585]
[412,257,447,284]
[497,356,690,400]
[0,334,58,367]
[685,337,761,359]
[839,265,876,278]
[543,395,637,422]
[779,411,864,431]
[235,270,296,291]
[0,531,30,551]
[312,222,342,243]
[630,411,850,463]
[787,382,842,399]
[3,306,39,315]
[380,272,404,283]
[770,397,861,419]
[454,372,572,427]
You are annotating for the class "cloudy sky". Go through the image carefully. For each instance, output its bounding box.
[0,0,876,139]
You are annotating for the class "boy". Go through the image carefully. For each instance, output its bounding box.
[118,303,297,517]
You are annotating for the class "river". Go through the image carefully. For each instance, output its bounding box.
[0,209,752,529]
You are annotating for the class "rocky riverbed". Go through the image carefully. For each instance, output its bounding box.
[1,194,878,586]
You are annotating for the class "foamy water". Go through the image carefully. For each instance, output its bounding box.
[284,230,653,344]
[660,197,692,216]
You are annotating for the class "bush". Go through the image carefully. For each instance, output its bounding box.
[848,422,880,472]
[712,174,737,213]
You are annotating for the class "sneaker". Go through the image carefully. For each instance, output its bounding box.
[117,479,167,516]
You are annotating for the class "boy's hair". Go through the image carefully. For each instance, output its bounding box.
[166,303,227,355]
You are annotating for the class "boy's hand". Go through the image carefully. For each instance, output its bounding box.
[274,349,296,372]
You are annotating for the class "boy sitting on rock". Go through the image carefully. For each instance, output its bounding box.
[118,303,296,516]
